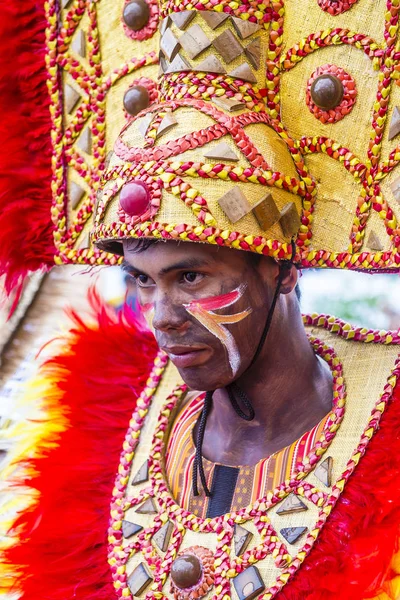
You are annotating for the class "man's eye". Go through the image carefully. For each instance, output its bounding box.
[135,274,153,287]
[182,272,202,284]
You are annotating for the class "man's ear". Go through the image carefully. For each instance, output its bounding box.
[254,256,297,295]
[276,263,298,295]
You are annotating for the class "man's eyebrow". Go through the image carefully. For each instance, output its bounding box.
[159,258,211,276]
[121,258,210,275]
[121,259,146,275]
[121,257,212,277]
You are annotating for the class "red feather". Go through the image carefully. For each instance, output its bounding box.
[0,1,55,301]
[3,290,157,599]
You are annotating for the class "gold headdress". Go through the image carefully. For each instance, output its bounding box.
[91,0,400,270]
[2,0,400,287]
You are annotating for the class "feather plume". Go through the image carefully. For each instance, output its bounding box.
[2,290,157,599]
[0,1,55,303]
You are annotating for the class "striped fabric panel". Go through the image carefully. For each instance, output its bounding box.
[165,393,205,501]
[246,416,328,508]
[165,394,329,514]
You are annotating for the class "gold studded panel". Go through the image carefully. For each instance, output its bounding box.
[107,317,400,598]
[46,0,400,271]
[53,0,159,266]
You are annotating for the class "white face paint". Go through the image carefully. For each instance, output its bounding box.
[184,284,252,376]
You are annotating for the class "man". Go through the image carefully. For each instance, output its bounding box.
[122,239,332,498]
[1,0,400,599]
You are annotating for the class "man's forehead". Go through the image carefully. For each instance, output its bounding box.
[122,240,229,273]
[124,239,234,261]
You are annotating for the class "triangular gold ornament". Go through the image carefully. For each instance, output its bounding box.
[200,11,229,29]
[132,460,149,485]
[276,493,308,516]
[157,113,178,138]
[228,62,257,83]
[280,526,308,545]
[389,106,400,141]
[166,53,191,74]
[135,498,157,514]
[234,524,253,556]
[204,142,239,161]
[70,29,86,58]
[170,10,196,30]
[314,456,333,487]
[231,16,261,39]
[194,55,226,74]
[122,520,143,539]
[366,231,383,251]
[153,521,174,552]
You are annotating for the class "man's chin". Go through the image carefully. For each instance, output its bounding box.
[174,363,230,392]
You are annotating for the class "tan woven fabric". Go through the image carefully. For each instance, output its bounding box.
[120,321,400,597]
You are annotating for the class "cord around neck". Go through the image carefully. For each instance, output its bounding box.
[192,259,292,497]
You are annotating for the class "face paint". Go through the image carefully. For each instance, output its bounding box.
[184,284,251,376]
[140,303,155,332]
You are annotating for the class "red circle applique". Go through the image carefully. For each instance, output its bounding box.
[306,64,357,124]
[120,181,151,216]
[118,176,162,225]
[317,0,359,15]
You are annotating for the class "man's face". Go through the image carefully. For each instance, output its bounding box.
[123,240,278,390]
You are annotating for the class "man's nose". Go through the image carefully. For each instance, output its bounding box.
[152,296,189,333]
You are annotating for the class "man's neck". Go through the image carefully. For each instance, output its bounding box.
[201,302,333,466]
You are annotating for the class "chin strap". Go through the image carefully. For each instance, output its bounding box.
[193,243,296,497]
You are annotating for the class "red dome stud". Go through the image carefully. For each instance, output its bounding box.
[171,554,202,590]
[119,181,151,216]
[169,546,214,600]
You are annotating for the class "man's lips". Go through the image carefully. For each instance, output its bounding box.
[161,345,211,368]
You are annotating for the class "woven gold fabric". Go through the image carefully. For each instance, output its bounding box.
[117,319,400,598]
[47,0,400,269]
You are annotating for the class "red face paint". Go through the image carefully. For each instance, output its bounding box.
[140,303,154,314]
[184,285,251,375]
[188,288,242,312]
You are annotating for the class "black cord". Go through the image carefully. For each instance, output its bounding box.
[193,243,296,497]
[192,391,213,497]
[226,382,255,421]
[248,262,288,368]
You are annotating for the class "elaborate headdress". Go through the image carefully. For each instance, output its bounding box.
[2,0,400,300]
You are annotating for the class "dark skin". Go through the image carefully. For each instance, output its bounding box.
[122,240,333,467]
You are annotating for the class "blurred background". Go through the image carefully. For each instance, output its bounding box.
[299,269,400,330]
